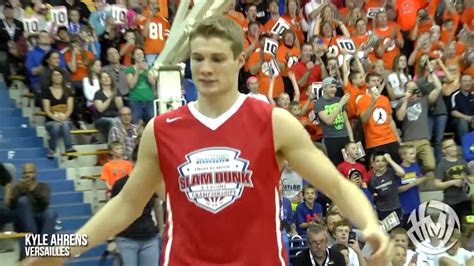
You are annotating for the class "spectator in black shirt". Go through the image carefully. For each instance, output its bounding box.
[110,145,164,266]
[0,2,24,86]
[0,162,14,228]
[451,74,474,145]
[294,223,346,266]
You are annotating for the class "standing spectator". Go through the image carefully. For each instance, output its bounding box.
[290,43,323,102]
[337,142,370,184]
[245,76,269,103]
[109,145,163,266]
[119,30,137,67]
[64,35,94,95]
[126,47,156,125]
[88,0,111,37]
[94,71,124,141]
[100,141,133,191]
[51,0,90,24]
[293,223,346,266]
[356,73,401,163]
[434,139,472,221]
[295,185,324,236]
[102,47,129,99]
[10,163,57,237]
[108,107,140,161]
[368,152,405,220]
[438,230,474,266]
[83,59,101,109]
[137,0,170,64]
[386,55,411,109]
[325,211,343,247]
[26,31,53,96]
[0,2,24,87]
[315,77,353,165]
[332,220,367,266]
[398,145,427,227]
[373,11,404,70]
[78,25,100,59]
[451,74,474,145]
[68,8,84,35]
[41,68,76,158]
[395,64,443,174]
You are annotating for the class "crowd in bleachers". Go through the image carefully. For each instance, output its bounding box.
[0,0,473,265]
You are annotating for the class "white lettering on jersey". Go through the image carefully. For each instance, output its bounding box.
[178,147,254,213]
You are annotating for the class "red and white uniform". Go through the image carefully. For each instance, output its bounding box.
[154,94,287,265]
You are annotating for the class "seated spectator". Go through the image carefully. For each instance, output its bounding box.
[324,211,344,247]
[108,107,140,161]
[78,25,101,59]
[367,152,405,220]
[83,59,101,110]
[26,31,53,96]
[398,145,427,227]
[41,68,76,158]
[315,77,353,165]
[109,145,163,266]
[10,163,57,237]
[293,223,346,266]
[39,50,71,95]
[246,76,269,103]
[434,139,472,221]
[391,245,413,266]
[0,162,14,228]
[347,168,373,205]
[100,141,133,191]
[68,8,84,35]
[126,47,156,125]
[103,47,129,99]
[390,227,429,265]
[451,74,474,145]
[119,30,138,67]
[53,26,70,52]
[330,243,350,266]
[94,71,124,141]
[295,185,323,236]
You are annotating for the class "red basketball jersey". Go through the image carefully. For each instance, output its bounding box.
[154,95,287,265]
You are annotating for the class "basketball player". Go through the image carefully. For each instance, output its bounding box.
[25,16,392,265]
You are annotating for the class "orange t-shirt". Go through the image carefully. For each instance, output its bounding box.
[244,50,284,98]
[100,159,133,187]
[281,14,306,45]
[345,83,368,120]
[276,45,301,77]
[440,13,460,44]
[263,17,279,33]
[356,94,397,148]
[461,8,474,31]
[302,100,324,141]
[364,0,385,12]
[64,50,94,81]
[227,11,247,28]
[395,0,424,31]
[120,43,136,67]
[137,15,170,54]
[374,24,403,69]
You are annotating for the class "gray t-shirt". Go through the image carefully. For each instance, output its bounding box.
[368,168,401,212]
[417,77,447,115]
[314,96,348,138]
[399,97,430,142]
[434,159,471,205]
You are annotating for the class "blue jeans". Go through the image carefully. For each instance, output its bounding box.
[95,117,118,140]
[45,121,73,151]
[115,234,160,266]
[428,114,447,163]
[454,118,471,146]
[13,196,57,236]
[129,101,155,124]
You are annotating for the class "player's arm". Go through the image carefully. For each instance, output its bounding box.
[273,108,391,264]
[65,120,163,259]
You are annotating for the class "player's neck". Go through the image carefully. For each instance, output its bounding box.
[195,90,241,118]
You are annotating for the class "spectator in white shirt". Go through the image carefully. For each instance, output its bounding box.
[246,76,269,103]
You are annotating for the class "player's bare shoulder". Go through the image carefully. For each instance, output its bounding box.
[271,107,311,152]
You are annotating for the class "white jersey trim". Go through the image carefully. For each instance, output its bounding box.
[188,93,247,131]
[275,187,286,266]
[163,193,173,266]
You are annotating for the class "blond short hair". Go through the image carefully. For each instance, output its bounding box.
[189,15,244,59]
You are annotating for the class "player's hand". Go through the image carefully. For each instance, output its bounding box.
[21,257,66,266]
[362,226,393,266]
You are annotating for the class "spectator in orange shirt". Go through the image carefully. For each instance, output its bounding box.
[226,0,246,29]
[243,21,262,59]
[277,29,301,99]
[373,11,404,70]
[242,3,259,32]
[282,0,309,46]
[137,0,170,64]
[119,30,137,67]
[64,36,95,95]
[409,9,436,42]
[100,141,133,191]
[262,0,282,34]
[356,73,401,163]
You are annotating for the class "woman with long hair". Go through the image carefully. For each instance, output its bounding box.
[387,54,411,108]
[41,68,76,159]
[93,71,124,141]
[126,47,156,125]
[83,59,102,110]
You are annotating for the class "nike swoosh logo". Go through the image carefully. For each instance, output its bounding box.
[166,117,181,123]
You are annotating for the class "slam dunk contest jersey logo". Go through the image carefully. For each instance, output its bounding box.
[178,147,254,213]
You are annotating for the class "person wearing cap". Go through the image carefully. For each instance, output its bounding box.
[314,76,353,166]
[246,75,269,103]
[0,2,24,86]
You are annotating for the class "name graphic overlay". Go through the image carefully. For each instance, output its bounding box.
[25,234,88,257]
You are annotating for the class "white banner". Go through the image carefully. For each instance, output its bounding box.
[23,17,40,33]
[110,4,127,24]
[263,38,278,57]
[51,6,68,26]
[270,17,291,36]
[311,82,323,99]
